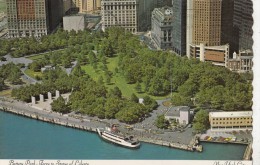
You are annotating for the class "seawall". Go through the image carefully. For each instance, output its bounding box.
[200,139,252,160]
[0,102,199,152]
[0,105,97,133]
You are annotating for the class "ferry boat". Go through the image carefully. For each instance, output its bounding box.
[96,125,140,149]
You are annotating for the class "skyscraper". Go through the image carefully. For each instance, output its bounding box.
[101,0,172,32]
[6,0,63,38]
[192,0,222,46]
[172,0,187,56]
[186,0,234,58]
[138,0,172,31]
[233,0,253,51]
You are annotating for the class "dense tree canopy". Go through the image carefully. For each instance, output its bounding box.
[155,115,170,129]
[0,63,22,86]
[51,96,71,114]
[8,26,253,119]
[192,110,210,133]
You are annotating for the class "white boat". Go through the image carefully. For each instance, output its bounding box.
[96,125,140,149]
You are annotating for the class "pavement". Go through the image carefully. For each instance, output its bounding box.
[0,54,33,67]
[0,96,196,145]
[201,129,252,142]
[0,54,196,145]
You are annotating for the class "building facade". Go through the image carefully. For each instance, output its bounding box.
[151,6,173,50]
[189,43,229,67]
[227,50,253,73]
[101,0,172,32]
[165,106,190,125]
[48,0,64,32]
[6,0,63,38]
[101,0,138,33]
[209,111,252,131]
[233,0,253,51]
[63,15,85,32]
[192,0,222,46]
[172,0,186,56]
[63,0,72,15]
[79,0,101,13]
[138,0,172,32]
[6,0,48,38]
[186,0,234,62]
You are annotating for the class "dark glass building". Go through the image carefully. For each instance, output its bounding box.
[138,0,172,32]
[172,0,186,56]
[233,0,253,51]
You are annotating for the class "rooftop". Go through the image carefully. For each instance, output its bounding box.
[209,111,252,118]
[165,106,190,117]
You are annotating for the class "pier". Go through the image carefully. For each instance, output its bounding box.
[243,142,253,160]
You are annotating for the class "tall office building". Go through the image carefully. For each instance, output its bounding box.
[84,0,101,13]
[101,0,138,33]
[186,0,234,57]
[192,0,222,46]
[138,0,172,32]
[186,0,234,67]
[63,0,72,14]
[101,0,172,32]
[156,0,172,7]
[71,0,101,13]
[48,0,64,31]
[172,0,187,56]
[233,0,253,51]
[6,0,63,38]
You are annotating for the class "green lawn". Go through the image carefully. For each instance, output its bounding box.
[0,1,6,13]
[25,53,169,100]
[82,56,170,100]
[27,49,64,61]
[28,54,46,61]
[24,69,43,79]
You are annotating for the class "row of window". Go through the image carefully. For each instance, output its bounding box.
[103,5,136,10]
[212,121,252,125]
[212,117,252,120]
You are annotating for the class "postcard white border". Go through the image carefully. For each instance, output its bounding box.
[0,0,259,165]
[253,0,260,164]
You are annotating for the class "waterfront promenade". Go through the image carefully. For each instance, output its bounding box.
[0,97,198,152]
[0,97,251,157]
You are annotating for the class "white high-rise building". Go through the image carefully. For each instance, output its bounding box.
[101,0,138,33]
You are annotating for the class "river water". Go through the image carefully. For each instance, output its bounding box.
[0,111,247,160]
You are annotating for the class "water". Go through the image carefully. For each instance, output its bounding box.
[0,111,247,160]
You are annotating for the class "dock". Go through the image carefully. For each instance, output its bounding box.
[243,142,252,160]
[139,137,194,151]
[0,104,98,133]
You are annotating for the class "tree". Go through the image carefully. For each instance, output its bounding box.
[29,61,42,72]
[172,93,192,106]
[51,96,71,114]
[98,76,104,85]
[110,86,122,98]
[130,93,139,103]
[72,64,85,77]
[105,73,111,84]
[143,95,158,111]
[135,81,142,93]
[192,109,210,133]
[155,115,169,129]
[104,97,123,119]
